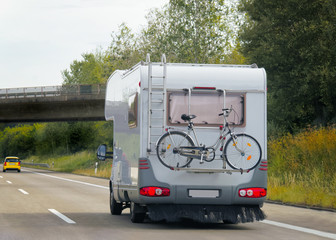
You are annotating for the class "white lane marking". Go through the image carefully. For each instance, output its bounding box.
[262,220,336,240]
[0,176,3,178]
[48,209,76,224]
[23,169,108,190]
[6,180,12,184]
[18,189,29,195]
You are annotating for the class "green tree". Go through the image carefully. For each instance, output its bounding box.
[62,52,106,85]
[105,23,142,71]
[0,125,36,158]
[239,0,336,131]
[140,0,238,63]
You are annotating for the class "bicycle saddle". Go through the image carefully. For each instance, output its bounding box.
[181,114,196,122]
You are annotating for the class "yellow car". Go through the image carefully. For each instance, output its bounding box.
[3,156,21,172]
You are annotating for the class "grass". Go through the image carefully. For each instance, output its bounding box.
[267,126,336,209]
[23,151,111,179]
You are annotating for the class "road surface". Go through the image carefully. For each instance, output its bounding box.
[1,167,335,240]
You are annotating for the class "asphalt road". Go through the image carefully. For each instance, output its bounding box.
[1,167,335,240]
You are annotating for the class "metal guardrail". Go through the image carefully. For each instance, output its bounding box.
[0,84,106,99]
[21,162,50,168]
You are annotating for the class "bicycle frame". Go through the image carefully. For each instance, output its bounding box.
[165,109,243,165]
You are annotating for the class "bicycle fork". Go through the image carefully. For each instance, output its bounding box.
[231,133,245,154]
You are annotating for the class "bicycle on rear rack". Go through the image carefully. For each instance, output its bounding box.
[156,108,262,171]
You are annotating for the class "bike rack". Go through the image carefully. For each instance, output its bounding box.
[170,167,250,174]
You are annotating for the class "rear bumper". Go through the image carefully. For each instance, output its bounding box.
[3,166,21,171]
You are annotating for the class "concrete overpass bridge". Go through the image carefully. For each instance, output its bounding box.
[0,84,106,123]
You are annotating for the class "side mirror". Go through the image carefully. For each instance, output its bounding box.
[97,144,113,161]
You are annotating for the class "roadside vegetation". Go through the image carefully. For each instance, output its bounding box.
[23,151,111,179]
[1,0,336,209]
[268,126,336,209]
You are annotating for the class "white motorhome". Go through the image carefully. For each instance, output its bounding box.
[97,55,267,223]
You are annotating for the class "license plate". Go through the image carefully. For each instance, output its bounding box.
[10,163,16,165]
[188,190,219,198]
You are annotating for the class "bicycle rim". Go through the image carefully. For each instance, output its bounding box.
[156,131,194,169]
[224,134,261,170]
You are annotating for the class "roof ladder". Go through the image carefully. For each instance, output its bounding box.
[146,54,167,154]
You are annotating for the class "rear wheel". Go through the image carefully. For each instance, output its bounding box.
[224,133,262,170]
[156,131,195,169]
[110,187,122,215]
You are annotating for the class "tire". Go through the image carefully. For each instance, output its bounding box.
[130,202,146,223]
[110,187,122,215]
[224,133,262,170]
[156,131,195,169]
[3,169,5,172]
[18,169,20,172]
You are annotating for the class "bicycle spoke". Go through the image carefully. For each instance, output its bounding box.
[224,134,261,170]
[156,131,194,169]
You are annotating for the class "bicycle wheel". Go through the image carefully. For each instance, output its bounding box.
[224,133,262,170]
[156,131,195,169]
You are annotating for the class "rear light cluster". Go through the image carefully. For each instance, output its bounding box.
[140,187,170,197]
[4,162,7,166]
[18,162,21,166]
[239,188,267,198]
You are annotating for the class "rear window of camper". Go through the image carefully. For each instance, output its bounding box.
[168,91,245,126]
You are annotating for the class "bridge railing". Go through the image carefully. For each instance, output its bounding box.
[0,84,106,99]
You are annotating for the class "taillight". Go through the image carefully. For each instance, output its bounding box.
[4,162,6,166]
[239,188,267,198]
[18,162,21,166]
[140,187,170,197]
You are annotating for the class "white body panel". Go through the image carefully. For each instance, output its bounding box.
[105,62,267,206]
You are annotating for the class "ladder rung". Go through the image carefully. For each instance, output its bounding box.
[151,117,164,119]
[151,92,165,95]
[150,126,164,128]
[151,100,163,103]
[151,109,164,111]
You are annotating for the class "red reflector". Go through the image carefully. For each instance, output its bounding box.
[140,187,170,197]
[139,167,150,170]
[238,188,267,198]
[193,87,216,90]
[18,162,21,166]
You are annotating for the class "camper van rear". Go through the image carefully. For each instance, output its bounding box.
[97,56,267,223]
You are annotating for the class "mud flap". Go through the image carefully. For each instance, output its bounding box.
[147,204,266,223]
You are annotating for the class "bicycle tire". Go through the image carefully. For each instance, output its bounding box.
[224,133,262,170]
[156,131,195,169]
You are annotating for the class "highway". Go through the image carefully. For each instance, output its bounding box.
[1,167,335,240]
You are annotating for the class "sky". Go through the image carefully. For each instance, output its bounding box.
[0,0,168,89]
